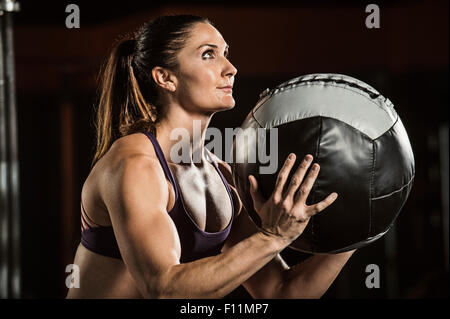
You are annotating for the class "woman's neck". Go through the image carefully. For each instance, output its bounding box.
[154,113,212,167]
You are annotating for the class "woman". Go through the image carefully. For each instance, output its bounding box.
[66,14,354,299]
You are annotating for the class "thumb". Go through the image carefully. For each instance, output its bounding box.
[248,175,264,212]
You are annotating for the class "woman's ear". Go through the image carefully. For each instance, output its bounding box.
[152,66,177,92]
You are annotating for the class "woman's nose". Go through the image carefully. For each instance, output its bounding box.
[223,59,237,78]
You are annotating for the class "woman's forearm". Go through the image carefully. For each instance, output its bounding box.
[151,232,287,298]
[277,250,356,299]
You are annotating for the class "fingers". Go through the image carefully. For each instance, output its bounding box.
[285,154,313,199]
[305,192,338,217]
[272,153,297,201]
[292,162,320,206]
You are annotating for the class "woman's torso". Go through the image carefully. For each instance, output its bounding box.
[66,133,235,298]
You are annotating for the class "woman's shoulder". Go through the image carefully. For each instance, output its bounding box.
[88,133,171,208]
[88,133,164,191]
[82,132,174,225]
[80,133,161,224]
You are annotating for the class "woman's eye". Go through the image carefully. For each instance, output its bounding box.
[202,50,215,59]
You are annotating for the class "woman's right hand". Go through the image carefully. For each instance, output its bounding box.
[248,153,338,246]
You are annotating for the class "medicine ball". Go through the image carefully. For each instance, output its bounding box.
[230,74,415,254]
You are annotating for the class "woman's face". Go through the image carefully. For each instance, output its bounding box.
[173,23,238,113]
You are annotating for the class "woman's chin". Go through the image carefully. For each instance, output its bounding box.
[223,98,236,109]
[226,101,235,109]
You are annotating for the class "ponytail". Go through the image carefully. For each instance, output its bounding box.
[92,37,158,166]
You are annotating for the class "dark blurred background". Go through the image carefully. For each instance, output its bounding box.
[2,0,448,298]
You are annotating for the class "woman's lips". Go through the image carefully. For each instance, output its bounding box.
[219,86,233,93]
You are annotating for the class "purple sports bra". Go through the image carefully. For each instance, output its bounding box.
[80,131,235,263]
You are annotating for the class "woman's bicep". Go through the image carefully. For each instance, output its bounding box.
[102,157,181,297]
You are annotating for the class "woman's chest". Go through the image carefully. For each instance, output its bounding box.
[168,163,233,233]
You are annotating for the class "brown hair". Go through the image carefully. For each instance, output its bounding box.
[92,14,211,166]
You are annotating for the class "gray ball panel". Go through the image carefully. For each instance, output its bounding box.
[253,74,398,139]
